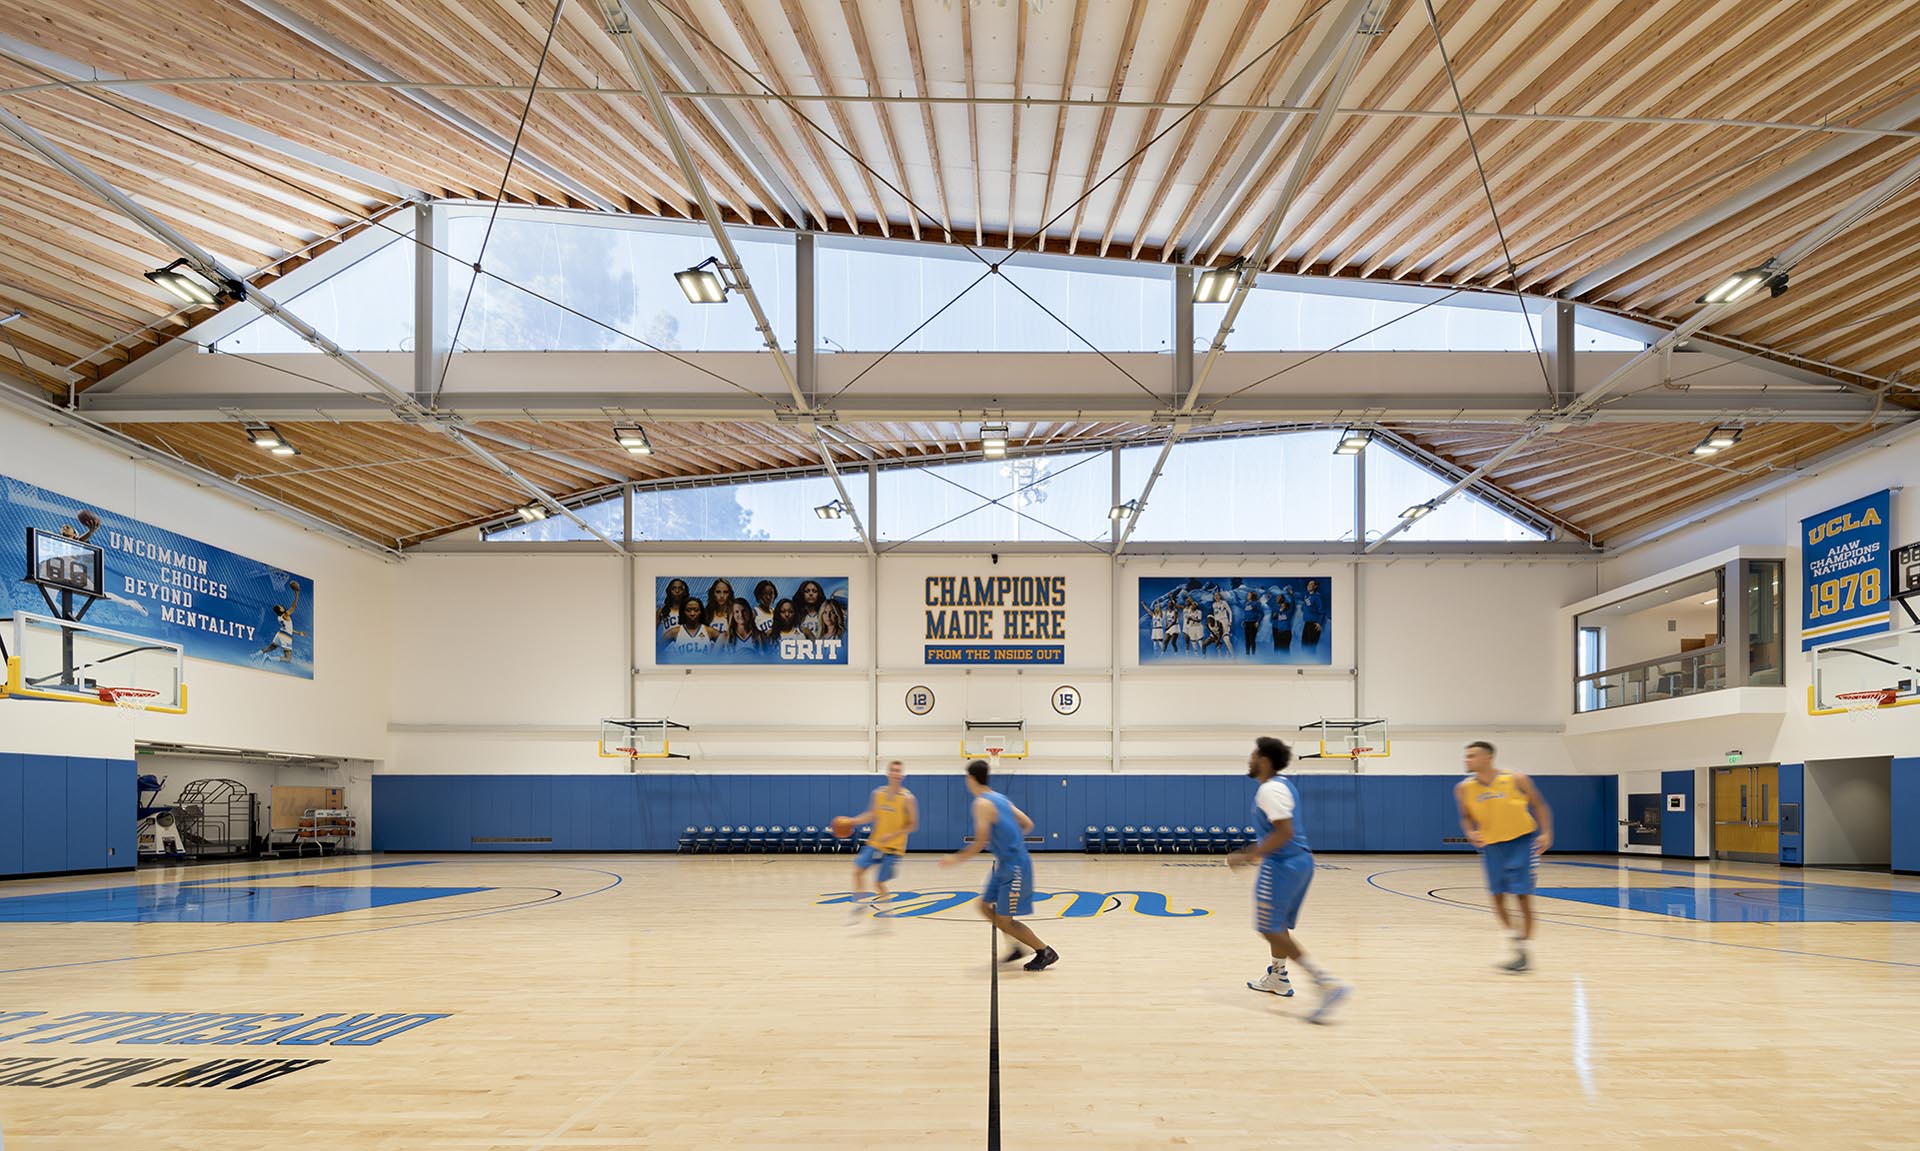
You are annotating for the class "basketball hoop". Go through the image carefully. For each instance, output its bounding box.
[615,745,644,759]
[985,745,1005,769]
[1348,746,1374,758]
[1834,688,1896,719]
[99,686,159,711]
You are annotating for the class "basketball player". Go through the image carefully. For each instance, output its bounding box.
[1300,579,1325,649]
[1269,584,1294,652]
[839,761,917,916]
[941,761,1058,971]
[1182,596,1205,653]
[658,578,691,629]
[706,578,736,641]
[752,579,779,634]
[1143,597,1166,653]
[1227,736,1349,1023]
[259,580,304,662]
[1455,740,1554,972]
[1208,592,1234,657]
[663,597,718,653]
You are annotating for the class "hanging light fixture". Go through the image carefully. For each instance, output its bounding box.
[814,500,847,520]
[1192,260,1245,304]
[1401,501,1435,521]
[613,425,653,456]
[515,503,548,523]
[144,259,226,306]
[1691,426,1743,456]
[675,257,729,304]
[1334,429,1374,455]
[981,422,1009,459]
[1109,499,1140,521]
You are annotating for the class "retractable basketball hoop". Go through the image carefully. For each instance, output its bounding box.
[99,686,161,711]
[962,719,1028,769]
[1299,717,1391,763]
[1833,688,1897,719]
[1810,623,1920,716]
[598,717,692,765]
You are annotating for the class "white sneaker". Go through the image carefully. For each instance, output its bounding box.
[1247,964,1295,997]
[1307,981,1351,1025]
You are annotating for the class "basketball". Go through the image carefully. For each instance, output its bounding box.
[76,509,100,530]
[830,816,854,838]
[289,579,301,592]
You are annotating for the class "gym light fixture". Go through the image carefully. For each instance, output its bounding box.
[0,309,23,327]
[144,259,223,306]
[243,422,296,456]
[1109,499,1139,521]
[1692,426,1743,456]
[1334,429,1374,455]
[613,425,653,455]
[1192,260,1245,304]
[981,422,1009,459]
[814,500,847,520]
[1401,501,1435,521]
[515,503,548,523]
[675,257,729,304]
[1698,263,1782,306]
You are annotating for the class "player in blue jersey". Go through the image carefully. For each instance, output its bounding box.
[1227,737,1349,1023]
[941,760,1058,971]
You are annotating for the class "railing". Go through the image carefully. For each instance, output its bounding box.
[1577,644,1726,712]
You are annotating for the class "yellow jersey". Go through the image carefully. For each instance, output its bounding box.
[866,787,913,855]
[1460,773,1538,845]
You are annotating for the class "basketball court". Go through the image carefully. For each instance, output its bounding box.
[4,0,1920,1147]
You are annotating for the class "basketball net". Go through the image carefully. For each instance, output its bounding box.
[985,745,1004,771]
[99,686,157,712]
[1835,689,1895,721]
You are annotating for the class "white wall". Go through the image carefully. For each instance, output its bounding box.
[385,548,1602,778]
[1802,757,1893,867]
[1573,421,1920,772]
[1,405,394,762]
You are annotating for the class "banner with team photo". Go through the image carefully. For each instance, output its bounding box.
[1801,489,1892,650]
[0,472,315,677]
[1137,576,1330,665]
[654,575,849,664]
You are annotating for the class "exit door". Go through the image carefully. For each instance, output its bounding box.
[1712,765,1779,863]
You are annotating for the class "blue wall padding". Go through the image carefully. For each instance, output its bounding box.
[373,772,1619,854]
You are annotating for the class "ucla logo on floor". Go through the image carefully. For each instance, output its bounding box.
[817,890,1208,919]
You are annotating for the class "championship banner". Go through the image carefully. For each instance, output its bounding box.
[655,575,849,664]
[1801,489,1892,651]
[923,574,1066,664]
[0,473,315,677]
[1138,576,1331,665]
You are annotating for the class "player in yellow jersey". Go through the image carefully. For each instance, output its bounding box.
[840,761,918,918]
[1454,741,1553,972]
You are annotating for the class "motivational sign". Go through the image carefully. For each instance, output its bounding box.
[1801,489,1892,650]
[923,574,1067,664]
[1,473,314,677]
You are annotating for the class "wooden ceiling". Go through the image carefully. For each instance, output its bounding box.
[2,0,1917,548]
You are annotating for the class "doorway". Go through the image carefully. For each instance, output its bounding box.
[1712,764,1779,862]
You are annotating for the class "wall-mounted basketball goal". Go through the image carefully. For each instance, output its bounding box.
[0,612,186,714]
[1299,717,1390,762]
[1809,623,1920,718]
[599,717,691,766]
[962,719,1028,769]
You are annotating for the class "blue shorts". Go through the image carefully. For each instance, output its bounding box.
[854,844,900,883]
[1482,832,1538,896]
[1254,853,1314,933]
[982,858,1034,916]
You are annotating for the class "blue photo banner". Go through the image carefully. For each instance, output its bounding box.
[1138,576,1330,665]
[1,473,314,677]
[655,576,849,664]
[1801,489,1892,650]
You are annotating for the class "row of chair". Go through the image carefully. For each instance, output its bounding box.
[1083,825,1259,853]
[679,825,871,853]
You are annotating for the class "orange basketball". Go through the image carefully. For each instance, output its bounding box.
[830,816,855,838]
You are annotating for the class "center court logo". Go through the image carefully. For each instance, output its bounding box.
[817,889,1208,919]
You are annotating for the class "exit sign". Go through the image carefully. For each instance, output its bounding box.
[1726,750,1744,764]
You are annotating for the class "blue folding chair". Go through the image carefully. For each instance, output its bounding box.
[1154,826,1173,852]
[1120,825,1140,854]
[781,825,801,852]
[1174,826,1195,853]
[1083,825,1101,853]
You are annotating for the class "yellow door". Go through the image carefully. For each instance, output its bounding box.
[1712,765,1780,861]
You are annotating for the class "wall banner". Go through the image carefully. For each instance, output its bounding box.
[1138,576,1331,665]
[654,575,849,664]
[1,473,314,677]
[923,574,1067,664]
[1801,489,1892,650]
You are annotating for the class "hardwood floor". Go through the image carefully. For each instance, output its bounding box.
[1,853,1915,1149]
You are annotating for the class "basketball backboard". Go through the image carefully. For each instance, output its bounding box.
[962,719,1028,763]
[1809,624,1920,714]
[1300,717,1391,760]
[25,527,104,599]
[0,612,186,713]
[598,717,691,762]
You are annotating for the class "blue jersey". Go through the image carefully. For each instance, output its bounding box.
[1253,776,1312,860]
[1301,592,1325,624]
[982,790,1029,861]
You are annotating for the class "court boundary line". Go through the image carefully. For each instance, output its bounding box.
[1365,863,1920,971]
[0,860,624,977]
[987,922,1001,1151]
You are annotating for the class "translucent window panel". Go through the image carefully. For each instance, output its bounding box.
[1201,289,1546,351]
[213,231,415,353]
[633,473,868,542]
[1118,432,1356,541]
[1363,445,1547,542]
[441,215,794,352]
[877,451,1112,543]
[483,490,625,542]
[816,245,1171,352]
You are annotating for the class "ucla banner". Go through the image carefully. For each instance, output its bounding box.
[1139,576,1331,665]
[1,473,314,677]
[1801,489,1893,650]
[923,574,1066,664]
[655,575,848,664]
